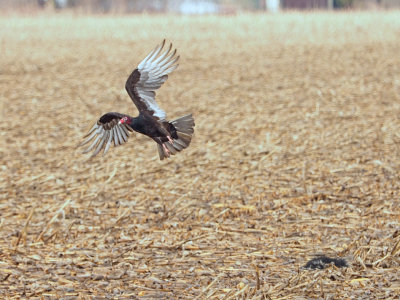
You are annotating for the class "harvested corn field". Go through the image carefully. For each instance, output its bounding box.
[1,12,400,299]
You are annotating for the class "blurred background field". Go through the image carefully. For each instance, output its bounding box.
[1,7,400,299]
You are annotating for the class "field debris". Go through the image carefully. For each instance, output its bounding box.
[303,256,349,270]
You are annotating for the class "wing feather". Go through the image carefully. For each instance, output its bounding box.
[125,39,180,120]
[113,126,120,146]
[115,126,124,145]
[78,112,132,157]
[82,133,102,154]
[118,125,128,142]
[122,124,131,136]
[103,130,114,156]
[139,40,165,69]
[79,127,99,147]
[92,131,108,157]
[152,43,172,65]
[85,122,98,137]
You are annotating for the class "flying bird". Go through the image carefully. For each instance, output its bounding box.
[78,40,195,160]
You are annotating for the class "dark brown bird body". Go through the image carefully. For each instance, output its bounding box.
[99,112,178,144]
[78,40,195,160]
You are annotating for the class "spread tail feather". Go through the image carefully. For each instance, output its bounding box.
[157,114,195,160]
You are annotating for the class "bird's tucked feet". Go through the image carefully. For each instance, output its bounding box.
[156,114,194,160]
[162,143,171,157]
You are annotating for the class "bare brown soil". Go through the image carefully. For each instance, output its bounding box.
[1,12,400,299]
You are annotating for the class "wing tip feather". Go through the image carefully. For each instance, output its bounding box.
[126,40,181,120]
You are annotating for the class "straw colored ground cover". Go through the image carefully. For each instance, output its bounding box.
[0,12,400,299]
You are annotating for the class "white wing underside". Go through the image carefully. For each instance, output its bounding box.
[79,121,132,157]
[136,40,180,120]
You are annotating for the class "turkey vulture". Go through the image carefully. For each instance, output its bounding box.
[78,40,195,160]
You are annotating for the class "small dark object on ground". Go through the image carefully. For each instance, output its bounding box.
[303,256,349,270]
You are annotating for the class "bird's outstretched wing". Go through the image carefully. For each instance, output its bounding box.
[125,39,179,121]
[78,112,133,157]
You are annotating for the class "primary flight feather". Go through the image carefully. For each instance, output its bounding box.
[78,40,195,160]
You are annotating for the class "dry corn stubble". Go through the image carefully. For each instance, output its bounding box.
[0,12,400,299]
